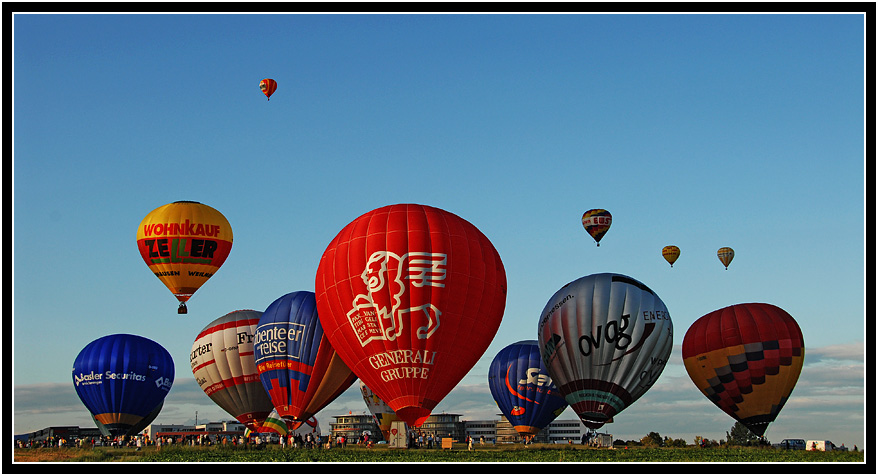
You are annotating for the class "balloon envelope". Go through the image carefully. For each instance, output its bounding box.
[290,416,321,437]
[488,340,568,437]
[256,409,289,435]
[260,78,277,100]
[315,203,507,427]
[538,273,673,430]
[136,201,233,313]
[254,291,357,424]
[662,245,681,267]
[682,302,804,437]
[72,334,174,437]
[581,209,612,246]
[360,380,403,441]
[717,247,735,269]
[190,310,275,431]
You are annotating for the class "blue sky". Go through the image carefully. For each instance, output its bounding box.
[12,11,867,449]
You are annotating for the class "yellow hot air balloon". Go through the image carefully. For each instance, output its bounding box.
[136,201,233,314]
[662,245,680,268]
[717,247,734,270]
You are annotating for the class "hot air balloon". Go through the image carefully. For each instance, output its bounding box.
[581,209,612,246]
[682,303,804,437]
[256,409,289,435]
[717,247,735,270]
[253,291,357,427]
[662,245,681,268]
[72,334,174,437]
[190,310,275,432]
[290,416,321,438]
[315,203,507,428]
[360,380,403,441]
[260,78,277,100]
[487,340,568,438]
[136,201,233,314]
[537,273,673,430]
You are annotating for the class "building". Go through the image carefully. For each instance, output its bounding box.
[328,413,380,441]
[545,419,590,443]
[143,423,195,440]
[464,419,497,443]
[330,413,467,442]
[143,421,245,442]
[490,415,555,443]
[430,415,592,445]
[326,413,591,445]
[417,413,466,442]
[20,426,103,444]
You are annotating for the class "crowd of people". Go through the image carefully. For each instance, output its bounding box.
[14,435,145,449]
[14,431,388,451]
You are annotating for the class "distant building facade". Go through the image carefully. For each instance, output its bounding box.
[545,419,590,443]
[418,413,466,441]
[20,426,102,444]
[464,419,497,443]
[330,412,468,442]
[328,413,380,441]
[325,413,589,444]
[143,421,246,441]
[492,415,580,444]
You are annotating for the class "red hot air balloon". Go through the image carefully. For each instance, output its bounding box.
[682,303,805,437]
[260,79,277,100]
[315,204,507,428]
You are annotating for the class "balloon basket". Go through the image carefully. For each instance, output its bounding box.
[178,302,188,314]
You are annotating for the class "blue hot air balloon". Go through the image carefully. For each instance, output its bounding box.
[487,340,568,438]
[254,291,356,427]
[72,334,174,437]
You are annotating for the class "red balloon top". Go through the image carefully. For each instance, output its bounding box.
[259,78,277,100]
[682,303,804,359]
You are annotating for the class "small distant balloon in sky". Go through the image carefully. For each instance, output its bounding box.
[260,79,277,100]
[581,209,612,246]
[662,245,681,268]
[717,247,735,270]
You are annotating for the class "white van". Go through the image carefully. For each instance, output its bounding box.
[806,440,843,451]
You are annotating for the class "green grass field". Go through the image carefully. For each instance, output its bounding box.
[13,443,867,464]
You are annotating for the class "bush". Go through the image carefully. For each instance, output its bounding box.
[640,432,663,447]
[665,438,688,448]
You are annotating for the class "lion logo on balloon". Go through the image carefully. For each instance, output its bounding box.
[346,251,447,346]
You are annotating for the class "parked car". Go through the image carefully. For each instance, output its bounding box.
[772,438,806,450]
